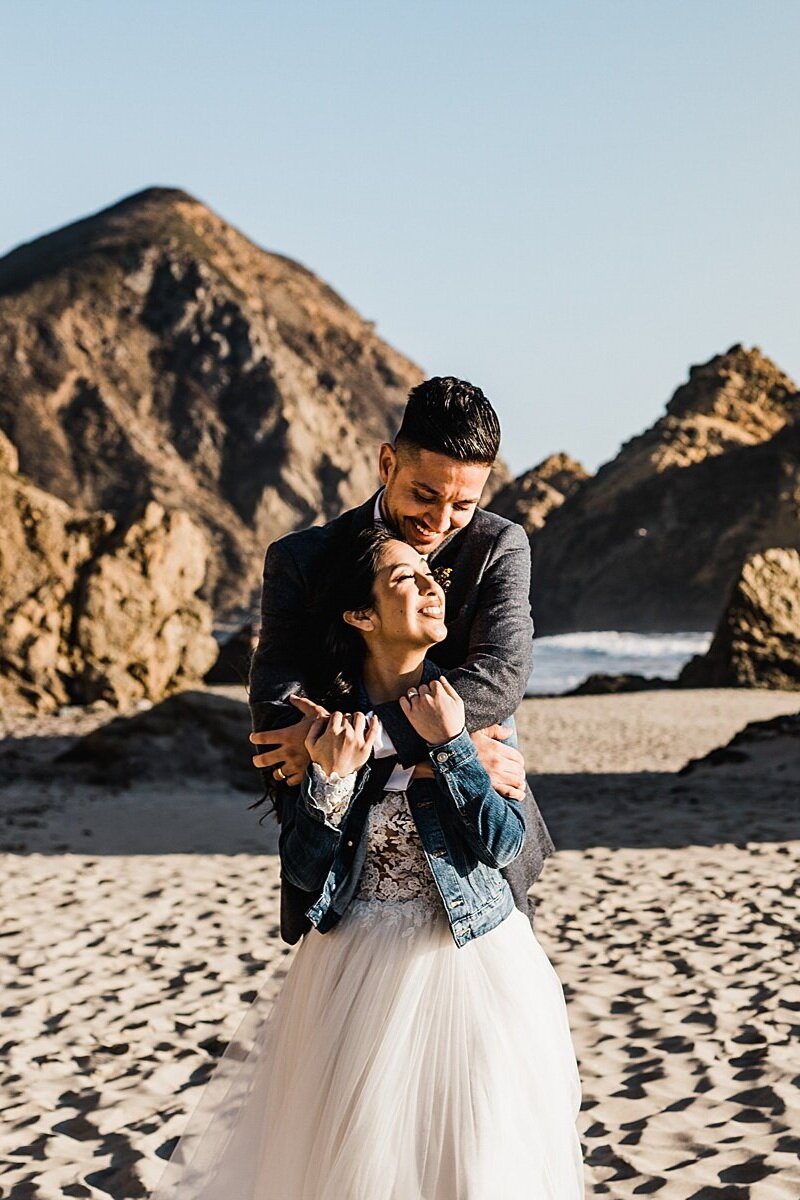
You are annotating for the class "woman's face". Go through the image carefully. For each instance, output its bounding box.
[359,540,447,651]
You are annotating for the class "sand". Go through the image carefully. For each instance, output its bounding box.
[1,687,799,1198]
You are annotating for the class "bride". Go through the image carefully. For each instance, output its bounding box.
[149,525,584,1199]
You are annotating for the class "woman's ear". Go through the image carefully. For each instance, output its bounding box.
[343,608,376,633]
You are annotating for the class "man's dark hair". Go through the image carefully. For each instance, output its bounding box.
[395,376,501,464]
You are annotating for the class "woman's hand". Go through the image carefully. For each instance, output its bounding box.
[399,678,465,746]
[304,711,380,778]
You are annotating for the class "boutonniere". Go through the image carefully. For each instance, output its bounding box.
[432,565,453,593]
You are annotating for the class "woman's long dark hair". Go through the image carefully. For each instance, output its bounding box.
[311,524,399,709]
[249,524,398,825]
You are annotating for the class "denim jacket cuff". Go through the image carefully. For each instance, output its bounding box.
[427,727,476,772]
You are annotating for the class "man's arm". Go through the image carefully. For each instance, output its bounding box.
[374,522,533,768]
[248,538,311,738]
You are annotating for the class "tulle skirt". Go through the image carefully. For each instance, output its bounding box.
[148,896,584,1199]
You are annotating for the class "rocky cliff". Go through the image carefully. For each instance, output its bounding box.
[0,429,217,712]
[0,187,423,616]
[488,452,590,534]
[529,346,800,633]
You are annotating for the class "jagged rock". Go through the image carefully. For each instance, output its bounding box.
[0,187,424,617]
[0,443,217,711]
[0,428,18,473]
[57,690,253,790]
[679,548,800,690]
[530,347,800,633]
[488,453,589,534]
[0,450,102,710]
[70,500,218,706]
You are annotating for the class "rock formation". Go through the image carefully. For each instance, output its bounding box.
[0,432,217,712]
[679,710,800,777]
[529,346,800,633]
[565,673,674,696]
[57,690,253,791]
[0,187,423,617]
[679,548,800,690]
[488,452,589,534]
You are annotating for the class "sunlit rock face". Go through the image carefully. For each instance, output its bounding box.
[488,453,590,535]
[680,547,800,690]
[0,429,217,713]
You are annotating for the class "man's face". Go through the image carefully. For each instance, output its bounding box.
[378,444,491,555]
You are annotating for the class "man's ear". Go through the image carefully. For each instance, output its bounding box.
[378,442,396,486]
[343,608,375,633]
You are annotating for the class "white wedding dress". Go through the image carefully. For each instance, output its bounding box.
[148,787,585,1199]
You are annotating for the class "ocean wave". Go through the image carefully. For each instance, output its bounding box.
[526,630,712,695]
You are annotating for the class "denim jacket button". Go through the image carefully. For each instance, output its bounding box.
[346,839,354,847]
[436,752,448,763]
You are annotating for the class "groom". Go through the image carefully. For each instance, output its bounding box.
[249,376,555,931]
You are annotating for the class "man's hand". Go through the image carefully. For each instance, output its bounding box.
[249,695,329,786]
[472,725,526,801]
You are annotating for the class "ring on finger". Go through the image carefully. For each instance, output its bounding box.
[407,688,418,698]
[274,767,286,781]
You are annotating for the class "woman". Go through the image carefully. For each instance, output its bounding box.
[149,526,584,1199]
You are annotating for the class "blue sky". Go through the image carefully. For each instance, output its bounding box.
[1,1,798,475]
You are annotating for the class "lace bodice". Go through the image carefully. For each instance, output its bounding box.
[352,791,441,908]
[307,768,441,919]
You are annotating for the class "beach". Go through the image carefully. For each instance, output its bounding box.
[1,687,799,1198]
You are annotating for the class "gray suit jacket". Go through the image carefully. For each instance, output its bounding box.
[248,492,555,928]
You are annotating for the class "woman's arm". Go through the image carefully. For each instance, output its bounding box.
[277,765,357,892]
[400,678,525,869]
[278,712,377,891]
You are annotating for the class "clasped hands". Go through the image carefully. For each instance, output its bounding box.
[249,686,526,800]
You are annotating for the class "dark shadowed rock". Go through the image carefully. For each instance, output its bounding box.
[565,673,675,696]
[679,548,800,690]
[57,689,254,790]
[0,187,424,617]
[204,624,256,686]
[529,347,800,633]
[488,452,590,534]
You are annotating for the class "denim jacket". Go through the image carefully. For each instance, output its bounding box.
[278,727,526,949]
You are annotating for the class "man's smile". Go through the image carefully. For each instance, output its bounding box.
[407,516,444,544]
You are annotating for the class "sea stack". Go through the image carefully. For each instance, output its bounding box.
[527,346,800,634]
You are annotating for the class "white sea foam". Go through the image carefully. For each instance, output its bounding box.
[526,631,712,696]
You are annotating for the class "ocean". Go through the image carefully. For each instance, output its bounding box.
[526,631,713,696]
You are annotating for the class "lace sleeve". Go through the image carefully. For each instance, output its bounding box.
[306,763,357,826]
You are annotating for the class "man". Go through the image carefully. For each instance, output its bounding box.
[249,376,555,937]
